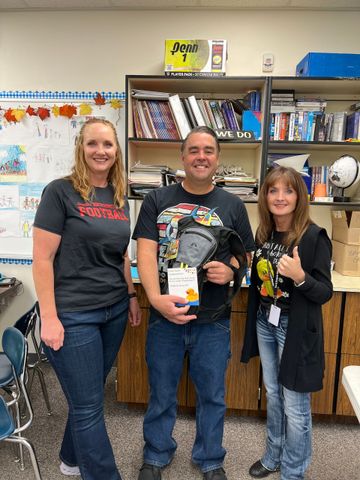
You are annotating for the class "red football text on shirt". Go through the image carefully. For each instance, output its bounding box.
[77,202,128,221]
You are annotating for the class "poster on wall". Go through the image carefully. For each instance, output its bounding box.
[0,91,125,260]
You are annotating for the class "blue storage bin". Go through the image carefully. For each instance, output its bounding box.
[296,52,360,78]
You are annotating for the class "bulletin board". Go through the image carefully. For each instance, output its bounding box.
[0,90,125,264]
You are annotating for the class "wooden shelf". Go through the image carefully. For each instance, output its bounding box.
[268,141,360,152]
[129,138,262,149]
[271,76,360,97]
[128,75,268,95]
[126,75,360,206]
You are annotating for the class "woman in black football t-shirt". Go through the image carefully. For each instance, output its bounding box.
[33,119,141,480]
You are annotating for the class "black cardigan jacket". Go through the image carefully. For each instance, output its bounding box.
[241,223,333,393]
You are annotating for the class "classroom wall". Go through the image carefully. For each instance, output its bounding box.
[1,8,359,332]
[1,9,360,90]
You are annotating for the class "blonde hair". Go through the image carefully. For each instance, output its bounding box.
[256,166,312,247]
[68,118,126,208]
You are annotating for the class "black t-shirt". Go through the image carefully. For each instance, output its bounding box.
[34,178,130,313]
[253,231,294,312]
[133,183,255,322]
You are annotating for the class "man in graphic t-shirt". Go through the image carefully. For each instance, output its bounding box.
[133,127,255,480]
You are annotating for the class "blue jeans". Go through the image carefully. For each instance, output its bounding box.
[43,298,129,480]
[143,312,231,473]
[256,306,312,480]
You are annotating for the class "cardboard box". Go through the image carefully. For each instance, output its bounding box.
[296,52,360,78]
[332,240,360,276]
[165,39,227,76]
[331,210,360,245]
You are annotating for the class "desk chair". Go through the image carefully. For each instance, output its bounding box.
[13,302,52,416]
[0,327,42,479]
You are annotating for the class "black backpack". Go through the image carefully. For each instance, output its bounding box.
[162,216,248,319]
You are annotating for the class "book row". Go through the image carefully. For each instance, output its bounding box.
[132,93,360,144]
[270,111,360,143]
[309,165,334,202]
[131,90,262,140]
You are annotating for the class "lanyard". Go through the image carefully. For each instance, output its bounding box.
[266,232,286,307]
[266,258,279,306]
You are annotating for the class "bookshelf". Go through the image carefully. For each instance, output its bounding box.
[268,77,360,206]
[126,75,360,206]
[126,75,270,201]
[120,76,360,419]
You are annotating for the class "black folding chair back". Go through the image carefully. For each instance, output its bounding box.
[14,302,52,416]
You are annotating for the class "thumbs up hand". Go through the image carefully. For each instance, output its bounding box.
[277,246,305,284]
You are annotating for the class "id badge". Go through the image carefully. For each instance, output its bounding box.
[268,304,281,327]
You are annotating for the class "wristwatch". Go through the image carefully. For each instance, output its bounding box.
[128,292,137,299]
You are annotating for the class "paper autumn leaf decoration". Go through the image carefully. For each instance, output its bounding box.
[37,107,50,121]
[94,93,106,105]
[52,105,60,117]
[4,109,16,122]
[59,104,77,118]
[26,106,37,116]
[13,109,26,122]
[79,103,92,115]
[110,99,122,109]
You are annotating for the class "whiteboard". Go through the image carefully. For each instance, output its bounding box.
[0,91,125,262]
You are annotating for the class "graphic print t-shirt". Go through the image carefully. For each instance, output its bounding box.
[133,183,255,323]
[34,178,130,312]
[253,231,293,312]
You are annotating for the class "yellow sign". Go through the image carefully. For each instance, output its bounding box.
[165,39,227,76]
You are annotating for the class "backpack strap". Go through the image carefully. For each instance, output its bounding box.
[217,228,247,311]
[197,228,248,321]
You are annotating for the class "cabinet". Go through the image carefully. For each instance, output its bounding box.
[116,285,357,419]
[310,291,342,414]
[117,286,260,410]
[126,75,360,205]
[336,292,360,416]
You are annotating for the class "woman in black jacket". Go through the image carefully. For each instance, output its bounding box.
[241,167,332,480]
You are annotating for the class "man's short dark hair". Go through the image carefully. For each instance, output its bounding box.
[181,126,220,153]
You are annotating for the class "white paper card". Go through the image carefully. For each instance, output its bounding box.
[268,304,281,326]
[167,267,199,306]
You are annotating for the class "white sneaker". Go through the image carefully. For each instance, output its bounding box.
[60,461,81,476]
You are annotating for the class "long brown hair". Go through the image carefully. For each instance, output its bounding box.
[68,118,126,208]
[256,166,312,247]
